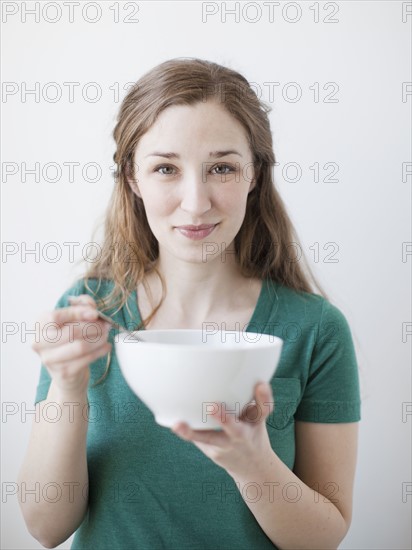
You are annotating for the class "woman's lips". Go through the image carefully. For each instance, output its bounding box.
[175,224,218,240]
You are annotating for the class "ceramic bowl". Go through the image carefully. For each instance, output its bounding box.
[115,329,283,430]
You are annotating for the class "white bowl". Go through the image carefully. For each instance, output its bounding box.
[115,329,283,430]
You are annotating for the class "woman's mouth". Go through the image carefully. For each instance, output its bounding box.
[174,223,219,240]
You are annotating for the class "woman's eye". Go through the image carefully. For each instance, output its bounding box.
[155,165,175,175]
[211,164,235,175]
[153,163,235,177]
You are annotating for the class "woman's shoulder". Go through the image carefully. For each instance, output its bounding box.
[268,278,325,309]
[269,278,350,329]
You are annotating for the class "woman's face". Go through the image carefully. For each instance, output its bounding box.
[130,100,256,264]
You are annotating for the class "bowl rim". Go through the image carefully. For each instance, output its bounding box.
[115,329,283,351]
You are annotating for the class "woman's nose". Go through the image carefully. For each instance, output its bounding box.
[179,171,212,215]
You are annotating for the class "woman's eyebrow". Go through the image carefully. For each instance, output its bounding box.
[145,150,243,159]
[210,150,243,158]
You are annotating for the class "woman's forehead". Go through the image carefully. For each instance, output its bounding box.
[135,102,251,158]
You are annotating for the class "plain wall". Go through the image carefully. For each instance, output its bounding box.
[1,1,411,548]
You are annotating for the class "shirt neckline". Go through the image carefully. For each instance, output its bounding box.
[123,277,278,332]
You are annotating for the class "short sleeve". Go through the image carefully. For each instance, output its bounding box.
[34,279,86,405]
[295,299,361,423]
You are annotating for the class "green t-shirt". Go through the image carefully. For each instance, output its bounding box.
[35,277,361,550]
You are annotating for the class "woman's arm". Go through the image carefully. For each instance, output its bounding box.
[18,296,111,548]
[17,381,90,548]
[172,379,359,550]
[230,421,359,550]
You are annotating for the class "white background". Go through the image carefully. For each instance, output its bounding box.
[1,1,411,548]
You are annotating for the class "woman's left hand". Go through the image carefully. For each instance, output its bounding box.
[171,382,276,479]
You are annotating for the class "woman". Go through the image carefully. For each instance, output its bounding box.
[18,58,361,549]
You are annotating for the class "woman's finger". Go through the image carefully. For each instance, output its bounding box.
[33,317,110,352]
[68,294,97,307]
[50,341,112,373]
[253,382,274,422]
[172,421,228,446]
[39,327,111,365]
[209,403,245,438]
[46,305,99,327]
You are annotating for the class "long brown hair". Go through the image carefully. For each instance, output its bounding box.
[73,57,329,380]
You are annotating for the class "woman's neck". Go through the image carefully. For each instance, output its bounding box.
[143,251,255,321]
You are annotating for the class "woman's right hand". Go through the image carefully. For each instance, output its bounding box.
[31,294,112,396]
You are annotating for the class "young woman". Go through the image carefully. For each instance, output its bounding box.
[18,58,361,550]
